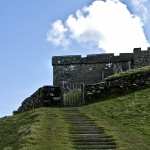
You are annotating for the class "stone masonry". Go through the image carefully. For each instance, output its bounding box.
[14,48,150,113]
[85,66,150,102]
[14,86,62,114]
[52,48,150,89]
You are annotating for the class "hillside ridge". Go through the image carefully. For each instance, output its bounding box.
[0,87,150,149]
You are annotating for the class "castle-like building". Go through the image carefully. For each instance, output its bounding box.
[15,47,150,113]
[52,48,150,90]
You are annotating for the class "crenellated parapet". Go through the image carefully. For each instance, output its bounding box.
[52,48,150,88]
[52,55,82,65]
[52,53,134,66]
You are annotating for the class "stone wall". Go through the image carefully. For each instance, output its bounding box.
[53,63,112,87]
[133,48,150,68]
[52,53,133,89]
[52,48,150,89]
[15,65,150,113]
[14,86,62,114]
[84,66,150,103]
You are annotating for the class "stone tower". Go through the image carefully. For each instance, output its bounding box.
[52,48,150,89]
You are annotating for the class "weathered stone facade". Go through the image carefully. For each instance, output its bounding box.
[134,48,150,68]
[52,48,150,89]
[15,48,150,113]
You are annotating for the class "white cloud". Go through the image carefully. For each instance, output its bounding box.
[47,0,149,54]
[47,20,69,47]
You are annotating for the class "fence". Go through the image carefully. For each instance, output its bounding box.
[63,83,85,106]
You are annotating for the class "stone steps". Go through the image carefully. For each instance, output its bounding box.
[71,136,111,140]
[70,131,104,134]
[72,138,115,143]
[73,144,116,149]
[73,141,116,145]
[63,108,117,150]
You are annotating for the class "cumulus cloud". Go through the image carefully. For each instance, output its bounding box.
[47,0,149,54]
[47,20,69,47]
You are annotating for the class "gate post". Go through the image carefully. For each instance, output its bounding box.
[81,83,85,105]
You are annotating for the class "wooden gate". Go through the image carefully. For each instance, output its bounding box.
[63,83,85,106]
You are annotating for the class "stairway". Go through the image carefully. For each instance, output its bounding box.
[63,108,117,150]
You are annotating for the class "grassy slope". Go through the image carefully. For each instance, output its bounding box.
[80,88,150,150]
[1,87,150,150]
[0,108,73,150]
[106,65,150,80]
[1,88,150,150]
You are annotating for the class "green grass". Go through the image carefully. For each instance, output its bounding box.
[1,83,150,149]
[106,65,150,80]
[80,87,150,150]
[0,108,74,150]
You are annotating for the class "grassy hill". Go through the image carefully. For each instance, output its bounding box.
[0,87,150,150]
[0,108,73,150]
[80,87,150,150]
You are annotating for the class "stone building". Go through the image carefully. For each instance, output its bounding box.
[52,48,150,89]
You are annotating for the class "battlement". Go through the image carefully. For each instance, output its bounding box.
[133,47,150,53]
[52,48,150,66]
[52,55,82,65]
[52,52,133,65]
[52,47,150,88]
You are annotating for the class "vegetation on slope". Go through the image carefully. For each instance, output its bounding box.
[0,108,73,150]
[106,66,150,80]
[80,87,150,150]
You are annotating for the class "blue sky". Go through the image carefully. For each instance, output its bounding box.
[0,0,150,117]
